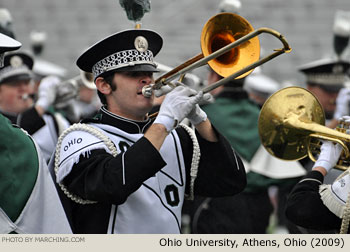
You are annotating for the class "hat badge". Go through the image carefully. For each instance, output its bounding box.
[332,64,343,74]
[134,36,148,52]
[10,55,23,68]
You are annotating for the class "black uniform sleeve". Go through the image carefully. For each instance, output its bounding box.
[16,106,45,135]
[285,170,342,231]
[176,126,246,197]
[63,136,166,204]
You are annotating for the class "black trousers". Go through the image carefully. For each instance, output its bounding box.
[183,190,273,234]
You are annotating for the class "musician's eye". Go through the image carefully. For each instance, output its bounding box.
[122,72,153,78]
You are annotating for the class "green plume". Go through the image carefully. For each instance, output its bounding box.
[119,0,151,22]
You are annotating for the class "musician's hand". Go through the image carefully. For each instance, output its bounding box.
[154,85,201,132]
[334,87,350,120]
[153,84,173,97]
[199,92,215,105]
[153,81,184,97]
[312,140,342,173]
[36,75,60,111]
[187,91,212,125]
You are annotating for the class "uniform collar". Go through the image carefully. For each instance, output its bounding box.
[83,106,153,134]
[0,110,17,124]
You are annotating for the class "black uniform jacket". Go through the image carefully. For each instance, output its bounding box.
[2,106,62,138]
[58,107,246,233]
[285,170,343,233]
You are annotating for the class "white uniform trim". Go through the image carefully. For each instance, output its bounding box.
[0,138,71,234]
[55,122,201,233]
[179,123,200,200]
[32,113,70,162]
[319,169,350,233]
[55,123,118,204]
[246,145,306,179]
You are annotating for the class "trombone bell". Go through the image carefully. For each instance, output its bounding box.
[143,12,290,98]
[201,12,260,78]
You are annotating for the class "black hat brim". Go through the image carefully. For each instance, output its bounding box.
[114,64,159,72]
[0,73,32,85]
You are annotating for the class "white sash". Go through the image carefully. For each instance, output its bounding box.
[0,140,72,233]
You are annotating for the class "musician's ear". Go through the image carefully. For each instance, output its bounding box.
[95,77,112,95]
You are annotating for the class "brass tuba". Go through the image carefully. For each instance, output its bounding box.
[258,86,350,170]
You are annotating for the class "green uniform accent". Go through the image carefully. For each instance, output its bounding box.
[0,114,38,222]
[203,97,284,192]
[203,97,261,162]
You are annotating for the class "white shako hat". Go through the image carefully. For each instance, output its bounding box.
[218,0,242,14]
[244,72,279,99]
[0,33,21,67]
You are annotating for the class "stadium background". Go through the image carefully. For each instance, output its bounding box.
[1,0,349,87]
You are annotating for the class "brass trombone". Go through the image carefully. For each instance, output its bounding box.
[142,12,291,97]
[258,86,350,171]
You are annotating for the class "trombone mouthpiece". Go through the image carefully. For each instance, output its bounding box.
[21,94,29,100]
[142,85,153,98]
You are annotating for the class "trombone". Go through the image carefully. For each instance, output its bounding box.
[258,86,350,171]
[142,12,291,97]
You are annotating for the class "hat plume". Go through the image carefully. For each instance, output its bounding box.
[119,0,151,22]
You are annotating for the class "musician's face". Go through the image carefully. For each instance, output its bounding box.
[307,85,338,119]
[107,71,155,120]
[0,79,33,114]
[207,70,224,96]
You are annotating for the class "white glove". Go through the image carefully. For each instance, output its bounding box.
[199,92,215,105]
[187,91,212,125]
[333,87,350,120]
[36,75,60,111]
[340,115,350,121]
[312,141,342,172]
[153,84,174,97]
[153,85,202,132]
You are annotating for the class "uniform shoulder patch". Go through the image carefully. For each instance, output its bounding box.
[54,123,118,205]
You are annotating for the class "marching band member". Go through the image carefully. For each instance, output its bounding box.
[285,131,350,234]
[184,68,305,234]
[0,51,70,162]
[52,28,246,234]
[0,32,71,234]
[298,59,350,184]
[298,58,350,129]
